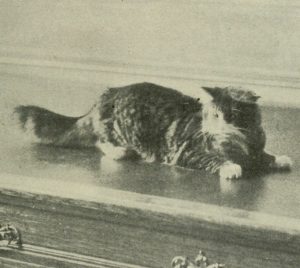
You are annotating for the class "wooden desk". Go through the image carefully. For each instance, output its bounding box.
[0,173,299,268]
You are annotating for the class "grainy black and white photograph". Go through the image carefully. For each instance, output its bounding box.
[0,0,299,267]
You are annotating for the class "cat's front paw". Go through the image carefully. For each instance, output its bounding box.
[274,155,293,170]
[219,162,242,180]
[109,146,128,160]
[97,142,128,160]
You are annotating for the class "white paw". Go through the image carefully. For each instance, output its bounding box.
[274,155,293,170]
[108,146,128,160]
[219,162,242,180]
[97,142,127,160]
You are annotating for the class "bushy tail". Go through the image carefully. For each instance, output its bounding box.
[14,105,98,148]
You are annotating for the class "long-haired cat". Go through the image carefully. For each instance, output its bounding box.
[14,82,292,179]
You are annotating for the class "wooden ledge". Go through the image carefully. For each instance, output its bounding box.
[0,244,148,268]
[0,172,300,256]
[1,56,300,108]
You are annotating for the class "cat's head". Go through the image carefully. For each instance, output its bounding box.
[202,86,261,132]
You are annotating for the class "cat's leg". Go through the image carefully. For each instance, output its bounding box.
[191,152,243,180]
[218,161,242,180]
[262,152,293,171]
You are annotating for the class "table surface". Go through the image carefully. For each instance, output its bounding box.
[0,72,299,219]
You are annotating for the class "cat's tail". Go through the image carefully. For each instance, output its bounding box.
[14,105,98,148]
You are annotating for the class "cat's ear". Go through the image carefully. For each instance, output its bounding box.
[249,95,260,102]
[202,87,223,99]
[239,91,261,103]
[203,86,260,103]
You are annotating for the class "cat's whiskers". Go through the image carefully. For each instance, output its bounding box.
[231,108,241,112]
[208,121,248,155]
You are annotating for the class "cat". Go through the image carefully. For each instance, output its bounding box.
[14,82,292,179]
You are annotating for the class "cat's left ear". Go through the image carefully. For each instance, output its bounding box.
[202,87,223,99]
[250,95,261,102]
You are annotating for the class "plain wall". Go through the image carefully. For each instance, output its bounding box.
[1,0,300,109]
[1,0,300,76]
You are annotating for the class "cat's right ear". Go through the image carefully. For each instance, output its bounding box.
[202,87,223,99]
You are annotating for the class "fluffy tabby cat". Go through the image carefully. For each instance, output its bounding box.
[15,82,292,179]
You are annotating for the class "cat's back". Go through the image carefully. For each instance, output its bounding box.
[99,82,201,120]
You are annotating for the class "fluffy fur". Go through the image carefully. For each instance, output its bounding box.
[14,82,292,179]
